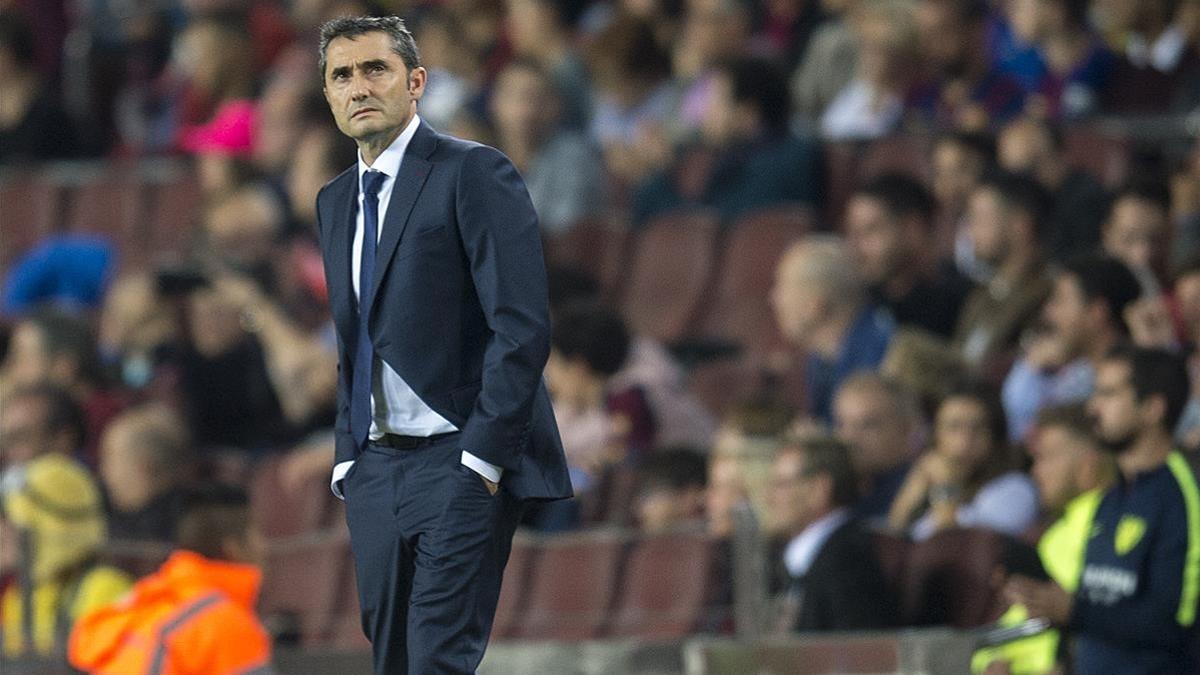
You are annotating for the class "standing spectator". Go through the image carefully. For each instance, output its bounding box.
[832,373,924,520]
[489,58,607,234]
[634,57,821,224]
[953,171,1054,373]
[844,172,975,338]
[69,484,272,674]
[1102,180,1174,291]
[997,115,1111,263]
[910,0,1026,128]
[1,454,132,657]
[634,446,708,533]
[888,382,1039,540]
[98,405,193,543]
[1002,254,1142,442]
[772,236,895,424]
[768,437,899,632]
[0,10,81,163]
[1007,347,1199,674]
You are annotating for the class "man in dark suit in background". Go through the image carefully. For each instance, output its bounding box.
[768,436,898,632]
[315,16,571,674]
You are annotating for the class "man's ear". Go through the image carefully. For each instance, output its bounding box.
[1140,393,1168,429]
[408,66,427,98]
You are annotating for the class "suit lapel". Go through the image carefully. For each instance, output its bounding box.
[326,169,358,343]
[362,121,437,315]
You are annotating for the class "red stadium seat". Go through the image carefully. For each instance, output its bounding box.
[513,531,624,640]
[620,209,719,343]
[1062,128,1130,188]
[0,176,63,272]
[609,531,718,638]
[63,168,145,243]
[687,355,807,420]
[899,528,1010,628]
[543,219,631,301]
[693,206,812,355]
[259,526,351,646]
[860,135,934,183]
[491,533,537,640]
[145,172,204,262]
[250,453,337,538]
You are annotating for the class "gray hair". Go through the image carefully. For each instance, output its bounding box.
[318,16,421,80]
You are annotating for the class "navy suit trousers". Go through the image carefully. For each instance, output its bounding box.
[342,434,524,674]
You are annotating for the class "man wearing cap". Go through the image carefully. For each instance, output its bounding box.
[315,15,571,674]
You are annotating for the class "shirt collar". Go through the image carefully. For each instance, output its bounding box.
[357,113,421,184]
[783,507,852,578]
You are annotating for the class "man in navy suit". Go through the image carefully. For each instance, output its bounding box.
[316,16,571,673]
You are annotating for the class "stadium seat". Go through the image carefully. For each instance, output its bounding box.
[1062,128,1130,188]
[620,209,719,343]
[62,168,145,249]
[145,172,204,262]
[687,355,807,420]
[259,526,351,646]
[491,533,537,640]
[860,135,934,183]
[692,205,812,355]
[543,219,631,301]
[899,528,1010,628]
[0,176,62,271]
[609,531,718,638]
[513,531,624,640]
[250,453,337,538]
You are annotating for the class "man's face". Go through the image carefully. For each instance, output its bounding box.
[834,385,906,475]
[916,1,968,74]
[934,397,992,468]
[844,195,904,287]
[768,450,822,534]
[323,31,424,144]
[1087,360,1143,453]
[1031,425,1091,510]
[932,142,983,207]
[1042,274,1089,356]
[967,187,1010,266]
[770,247,824,347]
[998,118,1051,174]
[1103,197,1167,273]
[3,323,51,388]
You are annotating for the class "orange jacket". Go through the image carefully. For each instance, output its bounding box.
[68,551,271,674]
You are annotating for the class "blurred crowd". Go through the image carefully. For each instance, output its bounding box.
[1,0,1199,670]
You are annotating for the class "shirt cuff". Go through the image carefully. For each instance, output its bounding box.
[461,451,503,483]
[331,460,355,500]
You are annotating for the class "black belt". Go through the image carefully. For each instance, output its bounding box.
[371,432,457,450]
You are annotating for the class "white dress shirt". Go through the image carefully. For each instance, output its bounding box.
[783,508,852,578]
[330,114,502,499]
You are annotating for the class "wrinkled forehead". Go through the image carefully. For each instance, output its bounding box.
[324,32,403,72]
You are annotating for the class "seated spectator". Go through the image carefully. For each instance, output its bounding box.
[412,9,482,132]
[1000,0,1115,119]
[844,172,974,338]
[1002,254,1142,442]
[772,236,895,423]
[1006,347,1199,673]
[1098,0,1200,114]
[1,453,132,657]
[0,382,85,471]
[710,398,797,534]
[2,308,124,466]
[96,273,184,397]
[707,452,752,538]
[544,302,656,493]
[889,382,1039,540]
[909,0,1026,128]
[832,373,924,520]
[0,10,83,163]
[997,115,1111,263]
[931,130,997,276]
[69,484,271,674]
[1170,257,1200,450]
[634,446,708,533]
[1171,140,1200,267]
[790,0,857,133]
[633,57,821,225]
[821,0,920,140]
[505,0,592,130]
[768,436,899,632]
[975,404,1114,674]
[98,405,193,543]
[1101,179,1173,292]
[953,171,1054,374]
[489,58,606,234]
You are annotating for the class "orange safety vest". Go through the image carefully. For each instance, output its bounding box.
[68,551,271,674]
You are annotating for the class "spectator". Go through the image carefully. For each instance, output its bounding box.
[931,130,997,272]
[0,10,81,163]
[953,171,1054,373]
[1098,0,1200,114]
[832,373,924,520]
[2,308,123,466]
[669,0,753,137]
[1170,257,1200,450]
[634,446,708,532]
[910,0,1026,128]
[69,484,272,674]
[707,452,751,538]
[1102,179,1173,291]
[0,382,85,470]
[505,0,592,130]
[772,236,895,423]
[821,0,921,140]
[96,274,183,397]
[180,98,260,200]
[997,115,1111,263]
[412,9,482,132]
[768,437,899,632]
[634,57,821,224]
[888,382,1039,540]
[791,0,859,133]
[1002,254,1142,442]
[489,58,607,234]
[710,398,798,533]
[844,172,975,338]
[1002,0,1116,119]
[975,404,1115,674]
[284,122,359,234]
[1171,140,1200,267]
[1007,347,1199,674]
[98,405,193,544]
[1,453,132,657]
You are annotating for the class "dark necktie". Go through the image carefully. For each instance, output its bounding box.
[350,169,387,449]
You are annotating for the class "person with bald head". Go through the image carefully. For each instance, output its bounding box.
[771,235,896,423]
[98,404,193,543]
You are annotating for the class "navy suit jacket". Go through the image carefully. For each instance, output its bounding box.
[315,120,572,501]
